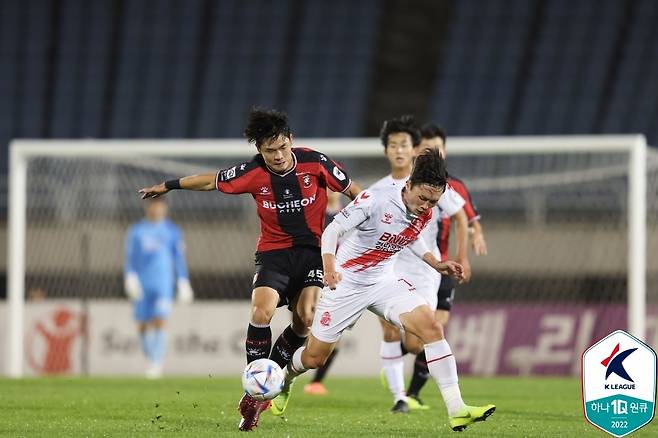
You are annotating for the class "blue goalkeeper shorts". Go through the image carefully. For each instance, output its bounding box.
[134,294,173,322]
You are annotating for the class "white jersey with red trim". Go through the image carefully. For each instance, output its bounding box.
[369,174,465,282]
[332,184,434,286]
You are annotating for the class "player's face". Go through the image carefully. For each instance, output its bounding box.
[403,182,444,216]
[145,199,168,221]
[385,132,414,171]
[417,137,446,159]
[259,135,294,173]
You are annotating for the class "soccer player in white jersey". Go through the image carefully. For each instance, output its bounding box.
[272,150,495,432]
[369,116,471,413]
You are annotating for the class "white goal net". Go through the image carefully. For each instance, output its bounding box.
[5,136,657,377]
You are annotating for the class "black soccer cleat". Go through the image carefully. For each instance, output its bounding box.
[390,399,409,414]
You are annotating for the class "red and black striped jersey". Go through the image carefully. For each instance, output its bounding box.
[437,175,481,260]
[215,147,352,252]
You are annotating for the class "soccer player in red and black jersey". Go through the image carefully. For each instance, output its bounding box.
[138,108,362,431]
[405,123,489,404]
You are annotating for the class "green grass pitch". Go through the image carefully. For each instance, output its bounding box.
[1,376,656,437]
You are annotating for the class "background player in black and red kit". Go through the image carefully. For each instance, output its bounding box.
[405,123,488,405]
[138,108,362,431]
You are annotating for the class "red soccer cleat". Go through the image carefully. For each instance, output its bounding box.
[303,382,328,395]
[237,393,271,431]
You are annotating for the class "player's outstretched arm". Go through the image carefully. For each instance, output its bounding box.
[453,208,472,282]
[139,172,217,199]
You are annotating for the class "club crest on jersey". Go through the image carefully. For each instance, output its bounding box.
[302,174,312,188]
[320,311,331,326]
[381,212,393,224]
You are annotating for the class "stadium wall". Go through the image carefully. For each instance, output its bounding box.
[1,301,656,377]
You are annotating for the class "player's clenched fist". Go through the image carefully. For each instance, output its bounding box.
[323,271,342,290]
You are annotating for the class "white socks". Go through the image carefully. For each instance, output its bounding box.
[290,346,307,374]
[380,341,407,403]
[424,339,466,416]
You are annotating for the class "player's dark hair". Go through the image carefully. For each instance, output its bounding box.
[409,148,447,190]
[380,115,421,148]
[420,123,447,144]
[244,107,291,147]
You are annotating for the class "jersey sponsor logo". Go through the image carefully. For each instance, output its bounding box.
[240,163,247,171]
[320,311,331,326]
[332,166,346,181]
[377,231,414,253]
[259,186,270,195]
[381,212,393,224]
[262,194,317,213]
[283,188,294,199]
[341,231,414,272]
[319,154,328,162]
[341,211,430,272]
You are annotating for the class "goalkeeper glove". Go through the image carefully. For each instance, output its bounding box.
[124,272,143,301]
[177,278,194,304]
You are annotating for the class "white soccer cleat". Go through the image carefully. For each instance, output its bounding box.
[146,362,163,379]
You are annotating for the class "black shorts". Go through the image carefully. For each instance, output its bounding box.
[253,246,324,309]
[437,275,456,311]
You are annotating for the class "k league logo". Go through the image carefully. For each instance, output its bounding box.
[582,330,656,437]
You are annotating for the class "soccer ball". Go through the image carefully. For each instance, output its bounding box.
[241,359,285,401]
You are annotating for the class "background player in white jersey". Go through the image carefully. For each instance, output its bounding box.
[405,123,489,405]
[369,116,472,413]
[272,151,495,433]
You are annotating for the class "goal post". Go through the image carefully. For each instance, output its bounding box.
[5,135,650,377]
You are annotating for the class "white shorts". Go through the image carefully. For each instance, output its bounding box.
[397,272,441,310]
[311,275,428,343]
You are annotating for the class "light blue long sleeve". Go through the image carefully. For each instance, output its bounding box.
[123,219,188,297]
[172,227,189,281]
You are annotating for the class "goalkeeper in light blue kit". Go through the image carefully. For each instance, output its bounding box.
[124,197,194,378]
